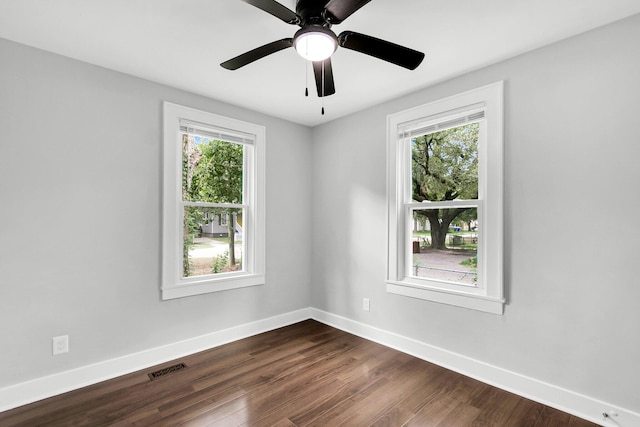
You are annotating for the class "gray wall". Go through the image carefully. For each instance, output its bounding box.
[310,14,640,411]
[0,38,312,387]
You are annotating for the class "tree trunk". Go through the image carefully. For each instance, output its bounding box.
[424,208,469,250]
[227,213,236,268]
[425,211,448,249]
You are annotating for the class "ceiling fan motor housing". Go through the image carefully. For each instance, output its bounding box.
[296,0,332,26]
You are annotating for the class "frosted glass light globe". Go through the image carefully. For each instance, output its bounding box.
[294,31,337,61]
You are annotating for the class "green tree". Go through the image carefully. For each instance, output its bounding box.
[188,138,244,269]
[412,123,478,249]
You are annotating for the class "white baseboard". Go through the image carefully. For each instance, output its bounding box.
[2,307,638,427]
[0,308,311,413]
[308,308,639,427]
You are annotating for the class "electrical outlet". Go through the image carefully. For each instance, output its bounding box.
[52,335,69,355]
[363,298,370,311]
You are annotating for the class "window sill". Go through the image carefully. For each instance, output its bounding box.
[162,274,265,300]
[386,280,504,315]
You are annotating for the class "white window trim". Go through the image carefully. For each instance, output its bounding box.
[162,102,265,300]
[386,82,504,315]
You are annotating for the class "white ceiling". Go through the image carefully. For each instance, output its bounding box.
[1,1,639,127]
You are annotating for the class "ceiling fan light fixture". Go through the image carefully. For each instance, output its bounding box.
[294,26,337,61]
[221,0,425,98]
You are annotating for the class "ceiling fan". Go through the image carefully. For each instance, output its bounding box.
[220,0,426,98]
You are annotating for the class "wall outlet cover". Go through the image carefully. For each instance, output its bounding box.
[52,335,69,355]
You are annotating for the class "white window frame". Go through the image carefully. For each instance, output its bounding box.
[162,102,265,300]
[386,82,504,314]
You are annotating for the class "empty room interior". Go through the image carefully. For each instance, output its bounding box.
[1,1,639,426]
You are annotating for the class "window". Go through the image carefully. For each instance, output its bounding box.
[386,82,504,314]
[162,102,265,300]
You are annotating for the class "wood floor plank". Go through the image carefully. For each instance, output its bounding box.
[236,356,355,420]
[569,414,604,426]
[503,398,545,427]
[0,320,600,427]
[305,356,464,426]
[242,378,346,427]
[468,386,522,426]
[369,406,416,427]
[533,405,572,426]
[365,358,456,426]
[403,391,463,426]
[401,373,487,427]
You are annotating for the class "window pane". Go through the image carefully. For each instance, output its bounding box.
[411,208,478,285]
[411,123,478,202]
[182,134,244,203]
[183,206,243,278]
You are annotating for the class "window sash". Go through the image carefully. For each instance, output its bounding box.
[406,201,482,292]
[176,136,255,284]
[182,201,247,209]
[179,119,255,145]
[403,122,486,204]
[400,129,486,292]
[398,104,485,139]
[180,205,248,281]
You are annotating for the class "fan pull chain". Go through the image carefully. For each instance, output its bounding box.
[321,61,325,115]
[305,60,309,97]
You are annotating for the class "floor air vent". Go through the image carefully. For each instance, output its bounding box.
[148,362,187,380]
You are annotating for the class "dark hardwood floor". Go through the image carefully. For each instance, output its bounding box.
[0,320,599,426]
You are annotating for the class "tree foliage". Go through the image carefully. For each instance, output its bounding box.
[188,140,243,204]
[182,135,244,276]
[411,123,479,249]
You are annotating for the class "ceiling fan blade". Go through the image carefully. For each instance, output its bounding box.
[324,0,371,24]
[338,31,425,70]
[241,0,300,24]
[313,58,336,97]
[220,38,293,70]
